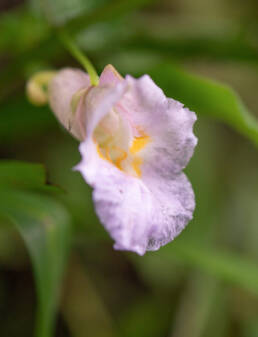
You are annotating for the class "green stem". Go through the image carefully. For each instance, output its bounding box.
[58,31,99,86]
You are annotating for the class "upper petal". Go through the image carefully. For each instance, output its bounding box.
[48,68,91,140]
[117,75,197,174]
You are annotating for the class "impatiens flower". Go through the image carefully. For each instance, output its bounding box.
[49,65,197,255]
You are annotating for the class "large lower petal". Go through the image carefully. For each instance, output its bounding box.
[77,137,194,255]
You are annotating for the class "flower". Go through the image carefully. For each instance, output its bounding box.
[49,64,197,255]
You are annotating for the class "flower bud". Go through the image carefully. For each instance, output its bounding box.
[26,71,57,106]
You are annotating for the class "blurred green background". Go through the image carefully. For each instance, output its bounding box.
[0,0,258,337]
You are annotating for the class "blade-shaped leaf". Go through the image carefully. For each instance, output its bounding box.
[123,34,258,65]
[0,162,71,337]
[0,161,45,187]
[148,63,258,148]
[0,160,61,194]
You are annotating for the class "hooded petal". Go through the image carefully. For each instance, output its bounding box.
[49,68,91,140]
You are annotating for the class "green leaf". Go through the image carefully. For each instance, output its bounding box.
[148,63,258,148]
[122,34,258,65]
[0,161,46,188]
[0,163,71,337]
[156,238,258,296]
[0,160,61,194]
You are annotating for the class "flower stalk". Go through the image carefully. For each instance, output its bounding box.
[58,31,99,86]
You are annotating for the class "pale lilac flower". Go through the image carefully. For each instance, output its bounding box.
[49,65,197,255]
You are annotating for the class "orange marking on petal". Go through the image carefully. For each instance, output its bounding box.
[96,143,113,164]
[130,135,150,154]
[115,150,128,170]
[132,156,143,177]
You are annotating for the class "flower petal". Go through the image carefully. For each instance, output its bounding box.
[49,68,91,140]
[77,137,194,255]
[77,142,151,255]
[99,64,123,86]
[83,83,127,138]
[75,78,196,255]
[118,75,197,174]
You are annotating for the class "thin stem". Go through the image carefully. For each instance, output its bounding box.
[58,30,99,86]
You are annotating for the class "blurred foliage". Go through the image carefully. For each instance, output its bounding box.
[29,0,110,25]
[0,162,71,337]
[0,0,258,337]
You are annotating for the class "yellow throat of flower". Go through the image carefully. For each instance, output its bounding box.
[95,120,150,178]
